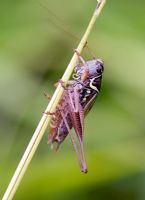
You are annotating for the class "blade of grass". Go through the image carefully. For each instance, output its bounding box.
[2,1,106,199]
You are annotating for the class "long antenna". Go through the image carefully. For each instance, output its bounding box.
[37,0,79,41]
[36,0,97,57]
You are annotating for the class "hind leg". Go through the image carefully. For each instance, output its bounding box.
[59,109,85,172]
[67,89,87,173]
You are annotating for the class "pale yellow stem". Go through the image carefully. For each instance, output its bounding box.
[2,1,106,200]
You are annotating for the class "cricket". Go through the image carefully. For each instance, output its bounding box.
[45,50,104,173]
[43,1,105,173]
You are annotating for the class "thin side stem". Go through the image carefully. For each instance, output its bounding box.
[2,1,106,200]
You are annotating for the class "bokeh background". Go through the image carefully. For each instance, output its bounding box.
[1,0,145,199]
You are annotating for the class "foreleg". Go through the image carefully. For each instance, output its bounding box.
[74,49,89,82]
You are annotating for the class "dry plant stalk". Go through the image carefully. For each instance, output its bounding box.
[2,1,106,200]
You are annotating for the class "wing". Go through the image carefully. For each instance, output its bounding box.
[84,92,98,116]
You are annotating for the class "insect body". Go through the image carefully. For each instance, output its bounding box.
[48,54,104,173]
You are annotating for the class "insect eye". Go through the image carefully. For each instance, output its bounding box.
[97,67,102,73]
[96,59,104,74]
[96,65,103,73]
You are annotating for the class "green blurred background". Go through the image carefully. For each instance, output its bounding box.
[1,0,145,199]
